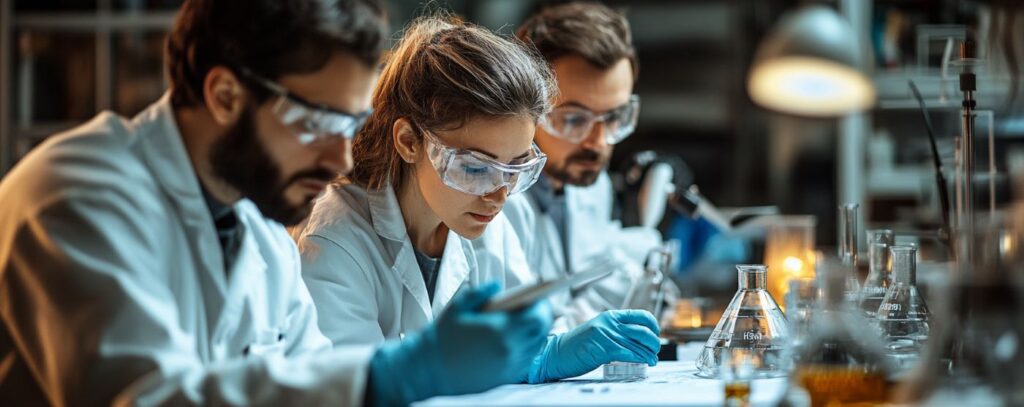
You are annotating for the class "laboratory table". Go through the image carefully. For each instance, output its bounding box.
[415,343,788,406]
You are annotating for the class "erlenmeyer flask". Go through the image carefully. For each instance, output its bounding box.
[860,229,895,318]
[790,257,894,406]
[876,244,930,370]
[696,265,790,378]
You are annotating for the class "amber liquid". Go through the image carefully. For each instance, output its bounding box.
[795,366,889,407]
[724,381,751,407]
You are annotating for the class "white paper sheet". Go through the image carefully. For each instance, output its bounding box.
[415,344,789,406]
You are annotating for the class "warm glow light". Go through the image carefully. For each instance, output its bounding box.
[748,57,875,117]
[1001,233,1015,256]
[783,256,804,274]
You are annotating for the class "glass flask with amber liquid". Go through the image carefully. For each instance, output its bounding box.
[791,257,894,406]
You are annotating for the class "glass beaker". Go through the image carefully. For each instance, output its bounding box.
[877,244,930,369]
[785,277,818,355]
[696,265,790,378]
[763,215,816,311]
[860,229,895,319]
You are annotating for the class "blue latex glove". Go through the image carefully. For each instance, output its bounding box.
[527,309,661,383]
[368,282,553,406]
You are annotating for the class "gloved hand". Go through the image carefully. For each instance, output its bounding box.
[368,282,553,406]
[526,309,660,383]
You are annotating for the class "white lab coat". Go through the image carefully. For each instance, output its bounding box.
[501,172,662,329]
[0,94,374,406]
[297,182,537,345]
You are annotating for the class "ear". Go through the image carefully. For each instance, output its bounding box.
[203,66,247,126]
[392,118,422,164]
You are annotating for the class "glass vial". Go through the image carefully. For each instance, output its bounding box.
[837,204,862,302]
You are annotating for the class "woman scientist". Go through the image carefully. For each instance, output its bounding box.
[297,15,661,390]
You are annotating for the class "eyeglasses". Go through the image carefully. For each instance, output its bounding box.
[237,66,371,145]
[421,129,548,196]
[539,95,640,145]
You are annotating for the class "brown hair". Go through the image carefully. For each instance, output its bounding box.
[166,0,388,108]
[516,1,638,78]
[346,15,557,190]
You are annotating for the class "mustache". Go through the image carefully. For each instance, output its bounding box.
[565,148,602,164]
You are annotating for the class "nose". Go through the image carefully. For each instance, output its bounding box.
[579,120,608,151]
[317,138,353,175]
[481,185,509,205]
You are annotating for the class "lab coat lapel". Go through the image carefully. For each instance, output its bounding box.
[367,186,433,322]
[215,217,268,341]
[431,230,471,316]
[132,94,228,320]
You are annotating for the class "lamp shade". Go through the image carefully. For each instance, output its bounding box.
[747,5,875,117]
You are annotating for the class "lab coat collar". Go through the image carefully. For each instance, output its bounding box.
[132,93,228,291]
[366,184,408,243]
[432,232,471,316]
[528,173,560,214]
[365,184,471,317]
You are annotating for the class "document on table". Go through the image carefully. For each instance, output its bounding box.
[414,359,789,406]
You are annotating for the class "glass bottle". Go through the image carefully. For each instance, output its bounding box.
[860,229,895,319]
[791,257,894,406]
[696,265,790,378]
[838,203,862,303]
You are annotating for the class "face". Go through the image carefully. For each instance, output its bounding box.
[210,52,378,225]
[412,116,536,239]
[537,56,634,186]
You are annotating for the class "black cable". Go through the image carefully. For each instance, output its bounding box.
[908,80,952,246]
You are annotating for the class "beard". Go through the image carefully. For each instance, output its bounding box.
[209,105,335,226]
[545,147,608,186]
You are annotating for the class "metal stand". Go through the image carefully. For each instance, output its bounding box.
[956,39,977,265]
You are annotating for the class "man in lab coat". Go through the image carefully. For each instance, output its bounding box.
[0,1,553,406]
[507,2,664,328]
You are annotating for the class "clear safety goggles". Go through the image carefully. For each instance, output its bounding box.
[238,66,371,145]
[539,95,640,145]
[422,129,548,196]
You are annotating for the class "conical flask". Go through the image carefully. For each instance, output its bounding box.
[876,244,930,370]
[790,257,895,406]
[696,265,790,378]
[860,229,895,318]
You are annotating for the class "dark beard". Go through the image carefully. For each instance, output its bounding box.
[546,148,604,186]
[209,105,334,225]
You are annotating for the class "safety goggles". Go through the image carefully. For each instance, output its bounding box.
[422,129,548,196]
[539,95,640,145]
[238,66,371,145]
